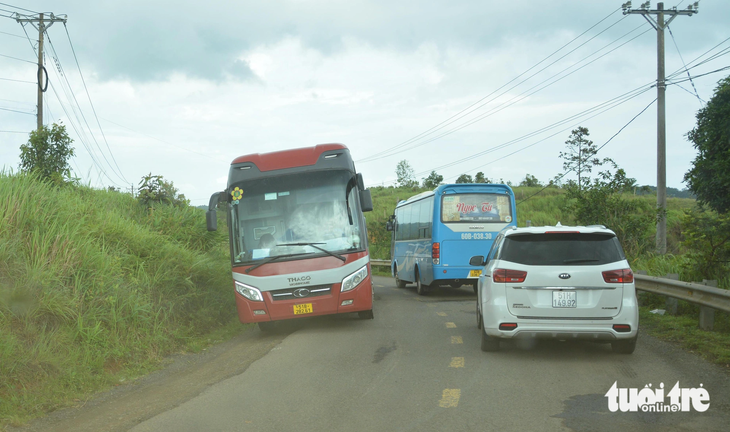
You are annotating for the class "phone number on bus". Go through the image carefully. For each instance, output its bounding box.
[460,233,493,240]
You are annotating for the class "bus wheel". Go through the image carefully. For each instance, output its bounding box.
[258,321,276,332]
[395,269,407,288]
[358,310,374,320]
[416,270,427,296]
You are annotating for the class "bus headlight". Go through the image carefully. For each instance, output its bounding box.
[234,281,264,302]
[341,265,368,292]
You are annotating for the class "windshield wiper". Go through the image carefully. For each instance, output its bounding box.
[277,242,347,262]
[245,252,312,274]
[563,259,600,264]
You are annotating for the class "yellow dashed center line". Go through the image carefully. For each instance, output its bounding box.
[450,357,465,368]
[451,336,463,344]
[437,312,447,317]
[439,389,461,408]
[445,322,457,328]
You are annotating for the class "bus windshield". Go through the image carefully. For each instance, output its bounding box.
[441,193,514,224]
[229,170,365,265]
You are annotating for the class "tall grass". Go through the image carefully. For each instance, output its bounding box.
[0,172,233,426]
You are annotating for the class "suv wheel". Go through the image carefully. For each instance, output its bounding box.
[611,332,638,354]
[480,325,500,352]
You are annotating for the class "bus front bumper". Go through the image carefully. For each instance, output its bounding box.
[235,277,373,323]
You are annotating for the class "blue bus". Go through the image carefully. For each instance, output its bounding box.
[386,184,517,295]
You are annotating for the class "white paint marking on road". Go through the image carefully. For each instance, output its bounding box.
[437,312,447,317]
[445,322,457,328]
[451,336,463,344]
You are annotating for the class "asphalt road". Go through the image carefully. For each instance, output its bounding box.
[15,275,730,431]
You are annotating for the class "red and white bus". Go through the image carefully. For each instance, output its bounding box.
[206,144,374,331]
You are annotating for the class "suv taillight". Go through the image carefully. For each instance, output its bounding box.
[602,269,634,283]
[493,269,527,283]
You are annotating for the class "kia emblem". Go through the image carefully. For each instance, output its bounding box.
[559,273,571,280]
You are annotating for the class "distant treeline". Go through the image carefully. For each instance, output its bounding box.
[634,185,695,199]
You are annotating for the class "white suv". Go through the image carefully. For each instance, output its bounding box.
[470,224,638,354]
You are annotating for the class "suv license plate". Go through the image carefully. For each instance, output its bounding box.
[293,303,313,315]
[552,291,577,308]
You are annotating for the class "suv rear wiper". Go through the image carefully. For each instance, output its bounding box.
[245,252,312,274]
[277,242,347,262]
[563,259,600,264]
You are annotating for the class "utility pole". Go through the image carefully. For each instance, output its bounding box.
[14,12,67,132]
[623,1,698,254]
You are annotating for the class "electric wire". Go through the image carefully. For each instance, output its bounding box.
[0,52,35,63]
[516,97,657,205]
[45,32,129,184]
[0,2,38,14]
[0,106,34,115]
[0,77,34,83]
[0,29,24,38]
[374,82,655,187]
[17,20,125,188]
[668,24,704,104]
[362,23,653,164]
[62,23,129,184]
[357,7,626,163]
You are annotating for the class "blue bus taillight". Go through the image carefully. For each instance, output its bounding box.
[432,242,440,265]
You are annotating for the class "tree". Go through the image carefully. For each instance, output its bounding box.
[559,127,603,191]
[684,76,730,214]
[422,171,443,189]
[395,160,418,188]
[474,172,490,183]
[137,173,189,208]
[455,174,473,184]
[519,174,542,187]
[19,123,75,184]
[565,161,651,257]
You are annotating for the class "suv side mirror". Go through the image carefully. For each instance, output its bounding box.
[469,256,485,267]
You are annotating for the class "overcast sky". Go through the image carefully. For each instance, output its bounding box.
[1,0,728,205]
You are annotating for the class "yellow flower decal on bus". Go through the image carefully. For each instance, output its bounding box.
[231,187,243,205]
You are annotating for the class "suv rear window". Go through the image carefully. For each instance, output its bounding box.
[499,233,625,266]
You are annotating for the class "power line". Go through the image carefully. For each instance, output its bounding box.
[0,29,24,38]
[0,52,35,63]
[667,24,703,104]
[62,23,129,184]
[357,7,627,163]
[359,19,651,163]
[0,76,34,83]
[0,106,34,115]
[363,23,653,164]
[516,97,657,206]
[0,2,38,14]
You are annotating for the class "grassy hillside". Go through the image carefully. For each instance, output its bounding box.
[0,172,235,426]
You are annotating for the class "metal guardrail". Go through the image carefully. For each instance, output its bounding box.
[635,273,729,330]
[370,259,390,268]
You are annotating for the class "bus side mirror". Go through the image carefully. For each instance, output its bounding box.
[356,173,366,191]
[469,256,485,267]
[360,189,373,212]
[206,210,217,232]
[386,214,395,231]
[206,191,226,232]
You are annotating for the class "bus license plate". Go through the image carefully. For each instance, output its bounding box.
[293,303,313,315]
[552,291,576,308]
[469,270,482,278]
